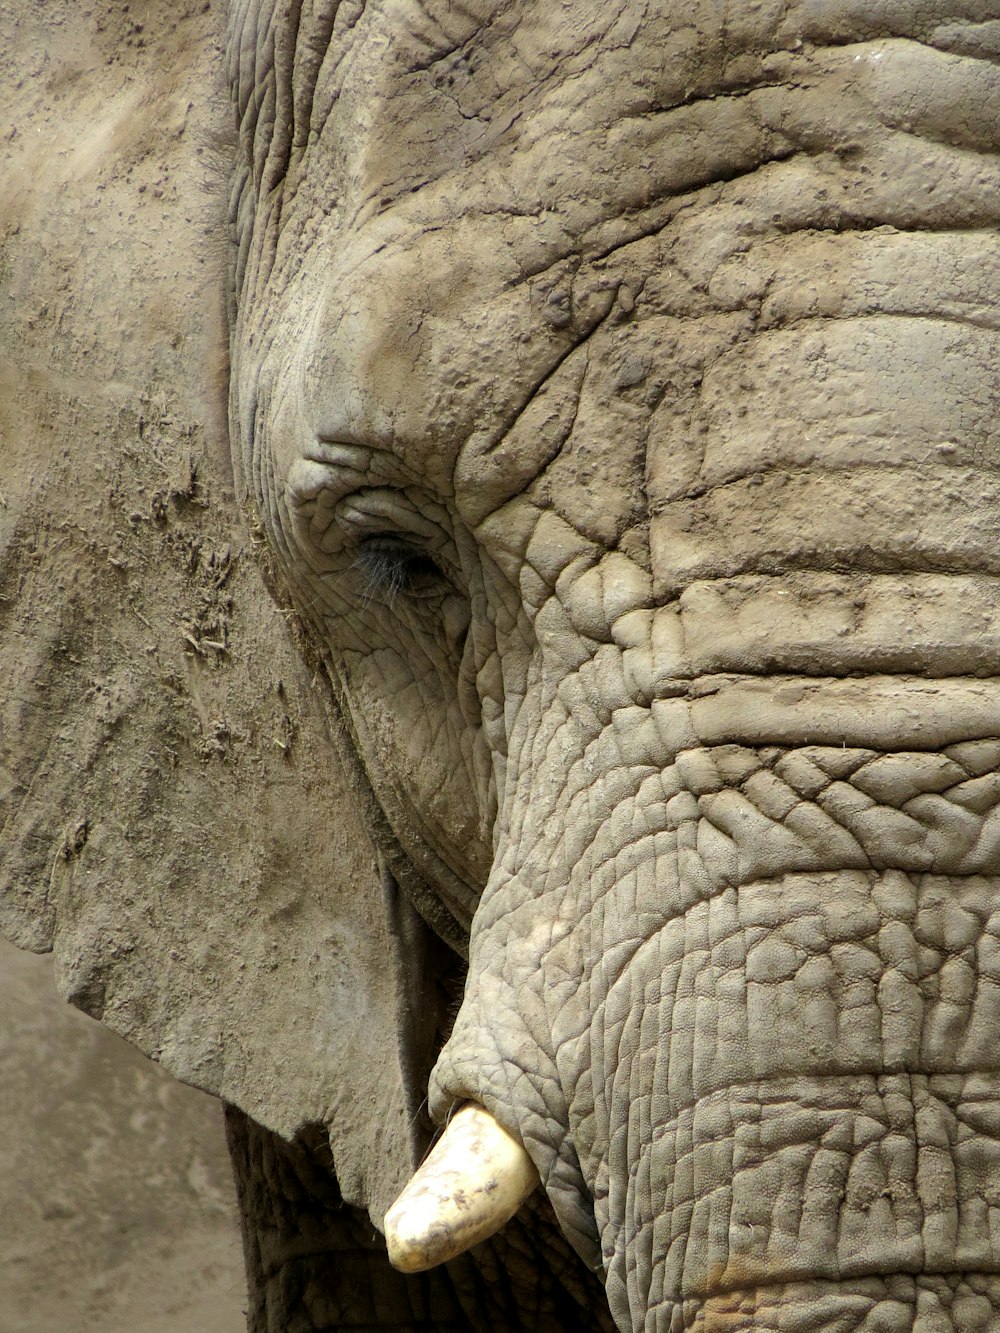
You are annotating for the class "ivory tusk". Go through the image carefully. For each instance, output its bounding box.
[384,1103,539,1272]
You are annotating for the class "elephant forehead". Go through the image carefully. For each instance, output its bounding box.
[236,0,998,520]
[234,0,994,225]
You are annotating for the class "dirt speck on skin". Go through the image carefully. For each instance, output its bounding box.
[0,939,245,1333]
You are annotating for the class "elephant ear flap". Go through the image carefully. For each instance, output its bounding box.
[0,0,428,1225]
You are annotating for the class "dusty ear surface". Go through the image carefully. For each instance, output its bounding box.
[0,0,432,1223]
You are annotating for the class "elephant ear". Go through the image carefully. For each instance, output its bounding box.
[0,0,432,1222]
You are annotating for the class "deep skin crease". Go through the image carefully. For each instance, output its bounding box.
[221,1,1000,1328]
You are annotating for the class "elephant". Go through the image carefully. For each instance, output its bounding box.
[2,0,999,1328]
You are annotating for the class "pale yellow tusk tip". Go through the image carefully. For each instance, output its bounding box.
[384,1103,539,1273]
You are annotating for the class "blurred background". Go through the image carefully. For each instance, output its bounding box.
[0,937,245,1332]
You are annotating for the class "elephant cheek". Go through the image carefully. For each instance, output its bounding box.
[426,701,1000,1330]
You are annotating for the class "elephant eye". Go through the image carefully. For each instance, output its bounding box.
[354,535,449,604]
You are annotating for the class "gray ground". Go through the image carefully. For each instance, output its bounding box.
[0,938,245,1333]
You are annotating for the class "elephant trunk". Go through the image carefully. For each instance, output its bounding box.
[420,244,1000,1325]
[404,47,1000,1326]
[593,868,1000,1328]
[425,666,1000,1327]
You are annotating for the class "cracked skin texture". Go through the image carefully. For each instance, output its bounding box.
[2,0,999,1330]
[229,0,1000,1327]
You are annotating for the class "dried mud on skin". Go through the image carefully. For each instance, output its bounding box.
[1,0,424,1261]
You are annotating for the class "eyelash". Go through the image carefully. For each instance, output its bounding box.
[353,537,447,606]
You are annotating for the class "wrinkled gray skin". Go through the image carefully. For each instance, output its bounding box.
[4,0,1000,1329]
[229,1,1000,1328]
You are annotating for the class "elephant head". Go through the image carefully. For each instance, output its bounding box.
[3,0,1000,1329]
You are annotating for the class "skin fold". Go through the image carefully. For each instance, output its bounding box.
[1,0,997,1330]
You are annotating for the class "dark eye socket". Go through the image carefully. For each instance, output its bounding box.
[354,535,448,603]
